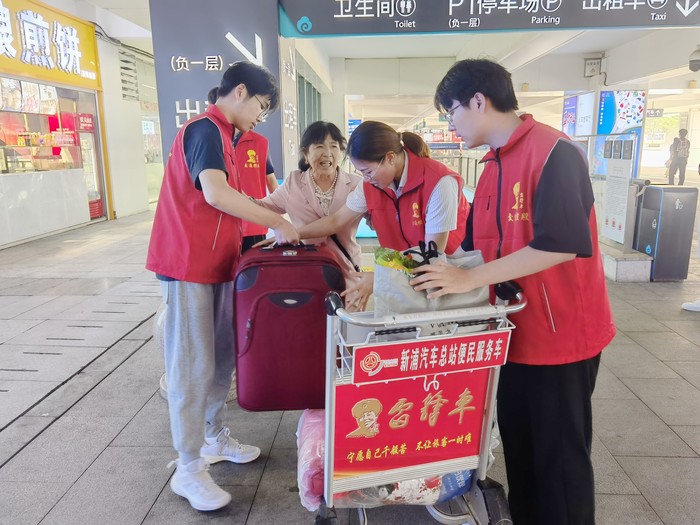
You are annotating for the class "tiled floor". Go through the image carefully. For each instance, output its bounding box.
[1,211,699,525]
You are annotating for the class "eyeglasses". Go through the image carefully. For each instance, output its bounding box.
[355,156,385,180]
[254,94,270,122]
[443,101,463,125]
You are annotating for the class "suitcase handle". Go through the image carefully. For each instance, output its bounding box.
[261,241,318,252]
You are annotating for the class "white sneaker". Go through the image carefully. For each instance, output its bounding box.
[200,427,261,464]
[168,458,231,511]
[682,299,700,312]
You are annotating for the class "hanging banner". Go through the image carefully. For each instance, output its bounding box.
[280,0,700,37]
[149,0,282,171]
[0,0,99,90]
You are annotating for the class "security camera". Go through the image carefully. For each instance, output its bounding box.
[690,45,700,72]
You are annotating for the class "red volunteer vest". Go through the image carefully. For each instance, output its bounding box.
[364,150,469,254]
[473,114,615,365]
[236,130,269,237]
[146,104,242,283]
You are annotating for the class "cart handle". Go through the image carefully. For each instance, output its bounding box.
[324,288,527,328]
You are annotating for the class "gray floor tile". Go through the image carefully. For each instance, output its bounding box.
[622,377,700,426]
[7,319,138,347]
[632,298,700,322]
[0,415,54,467]
[52,295,161,322]
[666,361,700,389]
[0,277,34,292]
[626,331,700,361]
[40,446,174,525]
[595,494,663,525]
[272,410,303,449]
[672,426,700,456]
[613,310,668,332]
[592,364,637,400]
[68,342,163,418]
[0,380,60,429]
[111,393,171,448]
[601,344,680,379]
[46,277,129,296]
[591,434,639,495]
[13,296,90,320]
[102,280,162,297]
[143,484,257,525]
[659,320,700,346]
[0,278,68,296]
[617,457,700,525]
[593,398,696,457]
[245,446,329,525]
[0,296,56,320]
[0,319,43,344]
[0,415,130,483]
[0,345,104,382]
[0,481,71,525]
[123,315,158,341]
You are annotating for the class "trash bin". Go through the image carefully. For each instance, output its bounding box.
[633,185,698,281]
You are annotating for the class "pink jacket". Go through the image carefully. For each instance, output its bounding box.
[261,169,363,280]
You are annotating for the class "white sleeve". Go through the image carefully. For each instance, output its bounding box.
[345,182,368,213]
[425,176,459,234]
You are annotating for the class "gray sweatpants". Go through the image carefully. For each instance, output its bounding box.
[160,280,235,463]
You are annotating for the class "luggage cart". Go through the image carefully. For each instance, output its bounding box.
[318,286,526,525]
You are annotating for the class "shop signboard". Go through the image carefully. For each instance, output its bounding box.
[279,0,700,37]
[0,0,99,90]
[149,0,283,172]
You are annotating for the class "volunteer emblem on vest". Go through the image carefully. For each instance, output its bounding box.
[412,202,424,226]
[508,181,530,222]
[244,149,260,169]
[347,398,382,438]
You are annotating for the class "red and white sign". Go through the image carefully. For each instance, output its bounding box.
[77,113,95,132]
[332,368,489,480]
[353,330,510,385]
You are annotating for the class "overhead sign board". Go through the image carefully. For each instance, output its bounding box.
[280,0,700,36]
[149,0,282,171]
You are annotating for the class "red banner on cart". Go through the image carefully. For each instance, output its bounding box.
[333,369,489,480]
[353,330,510,385]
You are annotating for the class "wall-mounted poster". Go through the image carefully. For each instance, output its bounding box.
[575,92,596,137]
[595,90,646,178]
[0,78,22,112]
[20,81,40,113]
[562,95,577,138]
[39,85,58,115]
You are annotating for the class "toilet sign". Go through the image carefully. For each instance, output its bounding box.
[280,0,700,36]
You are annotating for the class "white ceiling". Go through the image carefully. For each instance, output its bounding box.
[82,0,699,130]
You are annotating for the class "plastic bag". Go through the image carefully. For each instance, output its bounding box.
[296,409,326,511]
[295,408,474,511]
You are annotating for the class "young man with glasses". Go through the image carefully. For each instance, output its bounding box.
[146,61,298,512]
[412,58,615,525]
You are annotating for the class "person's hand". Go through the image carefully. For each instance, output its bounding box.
[341,271,374,312]
[409,260,475,299]
[252,237,275,248]
[272,220,299,245]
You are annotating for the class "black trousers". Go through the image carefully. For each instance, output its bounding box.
[668,157,688,185]
[497,353,601,525]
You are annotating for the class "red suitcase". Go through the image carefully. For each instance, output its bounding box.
[233,243,344,411]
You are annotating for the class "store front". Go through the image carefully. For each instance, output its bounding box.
[0,0,104,248]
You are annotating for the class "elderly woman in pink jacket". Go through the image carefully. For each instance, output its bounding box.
[258,121,369,311]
